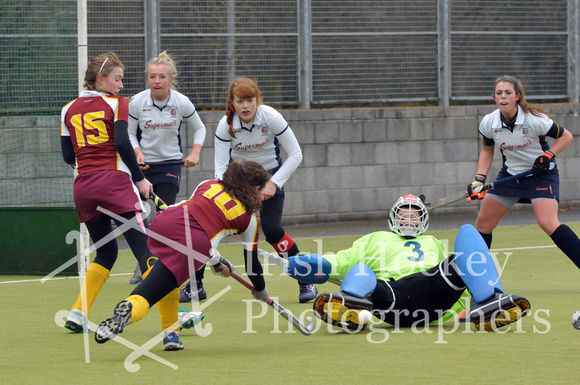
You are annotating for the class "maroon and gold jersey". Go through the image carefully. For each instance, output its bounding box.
[181,180,259,249]
[61,90,130,176]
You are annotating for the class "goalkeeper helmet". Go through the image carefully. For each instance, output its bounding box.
[389,194,429,238]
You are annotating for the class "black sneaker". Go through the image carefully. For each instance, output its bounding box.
[179,281,207,303]
[95,300,133,344]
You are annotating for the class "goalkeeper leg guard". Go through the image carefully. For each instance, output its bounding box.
[313,292,373,330]
[469,293,531,331]
[454,224,504,302]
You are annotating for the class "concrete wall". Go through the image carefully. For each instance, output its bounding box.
[2,103,580,224]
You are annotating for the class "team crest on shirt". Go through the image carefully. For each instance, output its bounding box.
[521,126,530,136]
[260,125,269,135]
[170,106,178,116]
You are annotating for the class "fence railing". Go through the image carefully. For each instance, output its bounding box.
[1,0,577,115]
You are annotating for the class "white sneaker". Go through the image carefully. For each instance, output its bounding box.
[178,307,205,329]
[65,309,89,333]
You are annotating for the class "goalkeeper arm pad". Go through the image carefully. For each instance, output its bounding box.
[285,254,332,284]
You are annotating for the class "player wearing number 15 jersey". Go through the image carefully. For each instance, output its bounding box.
[60,52,157,335]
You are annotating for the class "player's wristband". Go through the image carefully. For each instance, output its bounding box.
[474,174,487,183]
[544,150,555,160]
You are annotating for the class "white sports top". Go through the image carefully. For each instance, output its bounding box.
[214,105,302,188]
[479,105,557,175]
[128,89,206,162]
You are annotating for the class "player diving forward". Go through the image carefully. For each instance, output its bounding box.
[284,194,531,331]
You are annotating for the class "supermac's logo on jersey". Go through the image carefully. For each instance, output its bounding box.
[521,126,530,136]
[260,125,269,135]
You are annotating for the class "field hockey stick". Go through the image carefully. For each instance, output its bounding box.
[149,191,168,210]
[230,268,314,335]
[139,160,185,167]
[426,169,533,210]
[258,249,343,286]
[229,271,314,335]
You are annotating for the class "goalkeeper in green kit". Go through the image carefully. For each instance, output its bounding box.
[285,194,531,332]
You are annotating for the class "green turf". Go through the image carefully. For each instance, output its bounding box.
[1,223,579,384]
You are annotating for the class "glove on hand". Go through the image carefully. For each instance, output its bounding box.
[209,256,234,277]
[532,150,555,177]
[252,288,270,302]
[467,174,487,203]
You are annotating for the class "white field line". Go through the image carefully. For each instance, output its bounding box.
[0,264,247,285]
[0,244,557,285]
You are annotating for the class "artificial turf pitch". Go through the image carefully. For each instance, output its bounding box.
[1,222,579,384]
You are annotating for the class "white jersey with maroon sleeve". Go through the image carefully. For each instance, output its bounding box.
[128,89,206,162]
[479,105,556,175]
[214,105,302,188]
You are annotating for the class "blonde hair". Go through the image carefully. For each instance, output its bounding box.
[84,52,124,93]
[146,50,179,89]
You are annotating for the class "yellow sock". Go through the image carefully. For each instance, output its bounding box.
[133,257,177,331]
[70,262,109,316]
[126,294,151,324]
[157,288,180,332]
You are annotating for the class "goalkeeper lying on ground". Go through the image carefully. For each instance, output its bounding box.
[285,194,531,332]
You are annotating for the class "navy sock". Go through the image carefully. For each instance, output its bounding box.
[479,231,492,249]
[550,224,580,269]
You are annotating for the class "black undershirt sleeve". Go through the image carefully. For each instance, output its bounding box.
[60,136,75,165]
[114,120,145,182]
[245,249,266,292]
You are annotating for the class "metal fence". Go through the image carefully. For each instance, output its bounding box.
[1,0,577,115]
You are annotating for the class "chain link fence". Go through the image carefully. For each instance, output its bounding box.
[1,0,576,114]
